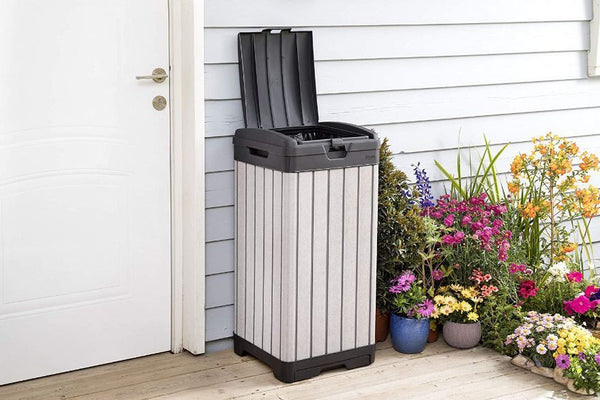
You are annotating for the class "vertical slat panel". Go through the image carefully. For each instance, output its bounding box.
[281,172,298,361]
[235,162,246,337]
[311,170,328,357]
[327,168,343,354]
[266,33,287,127]
[254,167,265,347]
[356,166,373,347]
[263,168,273,353]
[245,164,255,343]
[252,33,273,128]
[296,172,313,360]
[370,166,379,345]
[271,170,283,358]
[342,167,358,351]
[280,30,303,126]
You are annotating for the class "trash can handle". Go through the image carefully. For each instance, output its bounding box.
[249,147,269,158]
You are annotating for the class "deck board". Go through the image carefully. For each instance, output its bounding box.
[0,339,591,399]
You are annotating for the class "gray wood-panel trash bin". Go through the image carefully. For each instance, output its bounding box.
[233,29,380,383]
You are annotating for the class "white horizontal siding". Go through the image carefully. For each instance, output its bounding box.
[205,0,591,27]
[206,23,589,64]
[203,0,600,348]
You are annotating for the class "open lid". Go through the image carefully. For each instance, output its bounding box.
[238,29,319,129]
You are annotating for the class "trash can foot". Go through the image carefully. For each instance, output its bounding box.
[233,334,375,383]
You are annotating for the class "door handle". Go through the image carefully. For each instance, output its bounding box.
[136,67,168,83]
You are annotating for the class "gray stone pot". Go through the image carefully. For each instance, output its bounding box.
[443,321,481,349]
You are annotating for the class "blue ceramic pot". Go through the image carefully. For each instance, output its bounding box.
[390,314,430,354]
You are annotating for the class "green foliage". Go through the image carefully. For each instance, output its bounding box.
[522,280,586,316]
[390,283,428,319]
[435,136,508,203]
[377,138,427,311]
[479,289,524,356]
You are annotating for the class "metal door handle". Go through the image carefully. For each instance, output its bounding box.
[136,67,168,83]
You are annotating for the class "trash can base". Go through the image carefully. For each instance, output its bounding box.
[233,333,375,383]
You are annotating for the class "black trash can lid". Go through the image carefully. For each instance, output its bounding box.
[238,29,319,130]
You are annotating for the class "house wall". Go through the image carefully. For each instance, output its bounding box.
[203,0,600,351]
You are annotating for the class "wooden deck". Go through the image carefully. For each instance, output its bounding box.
[1,339,592,399]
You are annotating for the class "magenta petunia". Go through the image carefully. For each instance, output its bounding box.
[585,285,599,298]
[570,295,592,314]
[566,271,583,283]
[519,280,538,299]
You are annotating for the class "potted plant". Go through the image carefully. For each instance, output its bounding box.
[388,270,435,353]
[434,269,497,349]
[376,138,426,341]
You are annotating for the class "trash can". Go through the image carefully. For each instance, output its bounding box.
[233,29,380,383]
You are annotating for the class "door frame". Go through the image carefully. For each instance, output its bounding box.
[169,0,205,354]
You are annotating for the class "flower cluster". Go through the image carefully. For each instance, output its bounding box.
[509,263,533,275]
[508,133,600,265]
[519,280,539,299]
[413,163,434,209]
[561,344,600,394]
[433,270,497,323]
[389,271,434,319]
[564,285,600,318]
[426,193,511,262]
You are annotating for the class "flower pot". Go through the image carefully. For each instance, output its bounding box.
[530,365,554,378]
[427,320,438,343]
[389,314,429,354]
[375,309,390,342]
[442,321,481,349]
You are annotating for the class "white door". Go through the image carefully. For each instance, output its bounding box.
[0,0,171,384]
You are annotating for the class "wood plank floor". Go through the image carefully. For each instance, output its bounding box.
[0,339,592,399]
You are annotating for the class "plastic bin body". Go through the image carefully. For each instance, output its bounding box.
[233,29,379,382]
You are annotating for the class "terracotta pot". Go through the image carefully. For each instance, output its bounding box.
[442,321,481,349]
[375,309,390,342]
[427,321,438,343]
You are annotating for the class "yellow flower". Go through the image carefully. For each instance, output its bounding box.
[467,312,478,321]
[459,301,472,312]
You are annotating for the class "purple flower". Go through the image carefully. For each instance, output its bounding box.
[595,353,600,366]
[432,269,444,281]
[461,215,472,226]
[579,352,587,361]
[417,299,435,318]
[389,271,416,293]
[413,163,434,209]
[556,354,571,369]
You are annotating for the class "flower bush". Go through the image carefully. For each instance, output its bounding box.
[389,270,435,319]
[562,344,600,394]
[425,193,512,285]
[508,133,600,269]
[433,269,497,323]
[377,138,427,312]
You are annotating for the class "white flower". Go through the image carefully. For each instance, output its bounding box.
[536,344,548,355]
[547,262,569,282]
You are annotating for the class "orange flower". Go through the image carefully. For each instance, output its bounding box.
[511,154,527,177]
[507,181,520,195]
[561,242,578,254]
[521,202,541,219]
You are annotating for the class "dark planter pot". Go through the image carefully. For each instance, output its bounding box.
[427,321,439,343]
[375,309,390,342]
[390,314,429,354]
[443,321,481,349]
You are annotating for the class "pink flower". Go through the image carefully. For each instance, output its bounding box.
[453,231,465,243]
[432,269,444,281]
[509,263,519,274]
[461,215,471,226]
[443,214,455,227]
[570,295,592,314]
[564,300,574,316]
[566,271,583,283]
[585,285,599,297]
[595,353,600,367]
[519,280,538,299]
